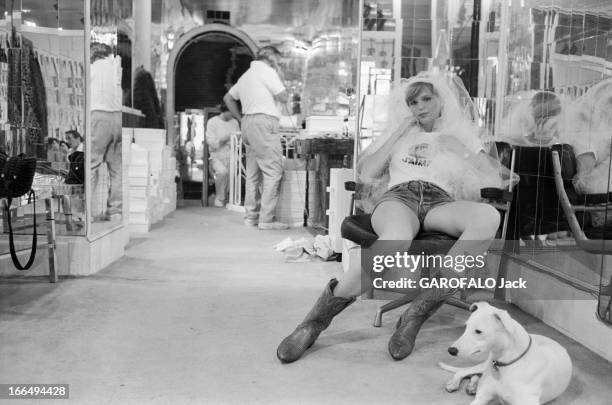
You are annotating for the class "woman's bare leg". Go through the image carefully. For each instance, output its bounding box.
[334,201,421,298]
[278,201,422,363]
[423,201,500,277]
[388,201,500,360]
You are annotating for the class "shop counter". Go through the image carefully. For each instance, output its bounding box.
[294,137,354,228]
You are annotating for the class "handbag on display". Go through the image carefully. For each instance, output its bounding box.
[0,151,39,270]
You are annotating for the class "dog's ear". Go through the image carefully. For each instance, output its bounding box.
[493,309,516,335]
[469,303,479,312]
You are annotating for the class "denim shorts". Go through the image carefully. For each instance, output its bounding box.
[375,181,454,225]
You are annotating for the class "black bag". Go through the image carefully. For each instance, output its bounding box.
[65,151,84,185]
[0,153,37,198]
[0,152,38,270]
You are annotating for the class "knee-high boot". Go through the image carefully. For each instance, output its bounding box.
[277,279,355,363]
[387,287,456,360]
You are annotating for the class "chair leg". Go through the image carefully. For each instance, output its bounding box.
[373,294,415,327]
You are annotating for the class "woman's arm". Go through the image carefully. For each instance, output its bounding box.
[358,123,408,180]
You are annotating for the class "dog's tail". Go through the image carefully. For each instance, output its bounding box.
[438,362,462,373]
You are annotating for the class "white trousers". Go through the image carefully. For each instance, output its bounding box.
[210,155,229,204]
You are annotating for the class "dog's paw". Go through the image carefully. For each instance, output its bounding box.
[445,377,462,393]
[465,375,480,396]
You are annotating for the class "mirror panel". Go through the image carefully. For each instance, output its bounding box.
[498,0,612,318]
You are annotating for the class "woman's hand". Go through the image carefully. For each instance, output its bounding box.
[358,122,409,180]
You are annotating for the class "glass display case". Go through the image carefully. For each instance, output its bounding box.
[1,0,129,278]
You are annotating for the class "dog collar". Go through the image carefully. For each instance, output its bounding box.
[492,335,532,371]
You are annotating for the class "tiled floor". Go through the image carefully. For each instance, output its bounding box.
[1,207,611,404]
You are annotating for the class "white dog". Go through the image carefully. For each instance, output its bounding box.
[439,302,572,405]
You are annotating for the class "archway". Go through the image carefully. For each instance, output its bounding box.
[165,24,259,146]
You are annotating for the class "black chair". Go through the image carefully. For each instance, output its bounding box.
[505,144,582,240]
[341,142,516,326]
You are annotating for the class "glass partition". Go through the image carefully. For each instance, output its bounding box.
[496,0,611,313]
[0,0,86,242]
[88,0,123,234]
[492,0,612,323]
[357,0,500,150]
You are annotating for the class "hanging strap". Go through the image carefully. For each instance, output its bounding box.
[6,190,37,270]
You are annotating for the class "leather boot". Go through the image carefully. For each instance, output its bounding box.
[277,279,355,363]
[387,287,457,360]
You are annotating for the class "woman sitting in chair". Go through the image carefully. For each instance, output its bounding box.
[563,79,612,228]
[277,70,511,363]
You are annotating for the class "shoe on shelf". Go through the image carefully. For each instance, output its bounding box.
[258,221,289,230]
[213,199,225,208]
[244,218,259,227]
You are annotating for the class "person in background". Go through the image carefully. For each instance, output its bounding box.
[90,42,123,222]
[66,129,83,153]
[223,46,290,230]
[563,79,612,227]
[59,140,70,163]
[63,130,85,228]
[46,137,60,162]
[206,103,240,207]
[64,130,85,186]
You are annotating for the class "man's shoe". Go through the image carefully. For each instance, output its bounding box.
[213,199,225,208]
[244,218,259,226]
[258,221,289,230]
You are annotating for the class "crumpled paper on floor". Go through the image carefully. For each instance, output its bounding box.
[273,235,336,262]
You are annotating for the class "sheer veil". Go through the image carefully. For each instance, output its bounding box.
[563,79,612,157]
[564,78,612,195]
[498,90,569,147]
[356,69,515,213]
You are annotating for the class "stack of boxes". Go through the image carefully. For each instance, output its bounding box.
[127,142,151,233]
[160,146,177,217]
[275,159,320,227]
[125,128,177,233]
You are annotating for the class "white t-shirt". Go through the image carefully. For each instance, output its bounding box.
[561,124,610,160]
[91,55,122,112]
[206,115,240,160]
[228,61,285,118]
[388,130,483,191]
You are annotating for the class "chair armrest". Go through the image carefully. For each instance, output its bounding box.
[577,193,612,205]
[480,188,513,203]
[551,150,612,254]
[345,181,356,191]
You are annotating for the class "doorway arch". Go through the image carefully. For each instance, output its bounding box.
[165,24,259,145]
